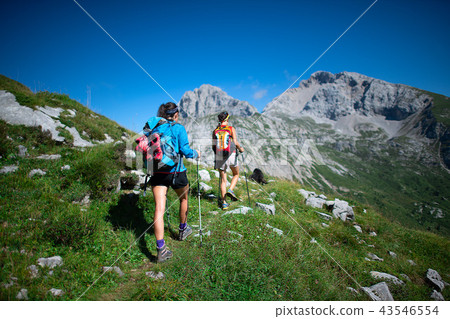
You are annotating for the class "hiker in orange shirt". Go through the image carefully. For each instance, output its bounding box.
[212,111,245,210]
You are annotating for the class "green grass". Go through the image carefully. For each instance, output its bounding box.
[0,75,449,301]
[1,138,449,300]
[312,137,450,237]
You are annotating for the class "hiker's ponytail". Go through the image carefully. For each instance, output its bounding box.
[218,111,229,124]
[158,102,179,120]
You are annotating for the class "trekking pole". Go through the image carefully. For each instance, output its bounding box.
[196,157,203,247]
[240,151,251,207]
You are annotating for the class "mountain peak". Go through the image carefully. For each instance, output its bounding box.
[179,84,257,119]
[264,71,431,122]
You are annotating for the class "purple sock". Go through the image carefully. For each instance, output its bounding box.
[156,239,165,249]
[179,223,187,230]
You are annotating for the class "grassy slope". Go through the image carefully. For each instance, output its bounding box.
[1,76,448,301]
[0,74,132,142]
[0,132,448,300]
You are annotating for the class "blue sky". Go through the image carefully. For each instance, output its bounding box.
[1,0,449,132]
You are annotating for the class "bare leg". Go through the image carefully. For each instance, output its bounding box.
[219,169,227,201]
[174,184,190,224]
[152,185,168,241]
[229,165,240,191]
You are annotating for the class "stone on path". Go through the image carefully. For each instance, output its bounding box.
[256,202,275,215]
[37,256,63,269]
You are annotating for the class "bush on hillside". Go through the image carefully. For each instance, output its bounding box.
[44,209,97,248]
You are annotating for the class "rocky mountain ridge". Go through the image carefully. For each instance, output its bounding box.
[178,71,449,234]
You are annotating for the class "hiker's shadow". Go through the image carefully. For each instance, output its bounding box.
[106,193,156,262]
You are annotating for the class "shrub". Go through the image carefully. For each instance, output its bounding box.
[44,209,97,248]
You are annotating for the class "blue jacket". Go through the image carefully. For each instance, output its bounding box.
[153,119,198,174]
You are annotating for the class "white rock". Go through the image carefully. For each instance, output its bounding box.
[198,169,211,182]
[38,105,64,118]
[298,189,310,199]
[332,198,355,221]
[28,169,46,178]
[322,223,329,228]
[266,224,283,236]
[256,202,275,215]
[65,109,76,117]
[36,154,61,160]
[146,271,164,280]
[430,290,445,301]
[0,91,65,142]
[28,265,39,278]
[407,259,417,266]
[306,197,325,209]
[353,225,363,233]
[310,238,317,243]
[269,192,277,198]
[0,165,19,174]
[289,209,295,214]
[426,269,445,291]
[65,126,94,147]
[222,206,252,216]
[363,282,394,301]
[94,133,114,144]
[369,231,377,237]
[388,251,397,258]
[125,149,136,159]
[208,211,219,215]
[16,288,29,300]
[49,288,64,297]
[212,170,220,178]
[61,165,71,171]
[37,256,63,269]
[199,182,213,192]
[370,271,404,285]
[367,253,384,262]
[18,145,28,157]
[318,194,327,200]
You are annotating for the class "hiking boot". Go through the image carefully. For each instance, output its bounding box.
[221,202,230,210]
[226,189,238,201]
[156,244,173,263]
[178,224,193,241]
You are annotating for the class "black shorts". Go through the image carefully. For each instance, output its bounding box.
[150,171,189,189]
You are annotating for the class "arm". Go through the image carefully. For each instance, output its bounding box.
[232,127,244,153]
[212,130,217,153]
[177,125,198,159]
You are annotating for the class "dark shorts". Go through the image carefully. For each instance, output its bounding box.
[150,171,189,189]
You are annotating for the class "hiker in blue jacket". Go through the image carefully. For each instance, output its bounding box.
[150,102,200,262]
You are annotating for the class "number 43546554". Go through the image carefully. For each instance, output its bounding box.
[379,306,439,316]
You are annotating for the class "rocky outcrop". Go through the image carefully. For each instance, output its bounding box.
[0,90,114,148]
[426,269,445,291]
